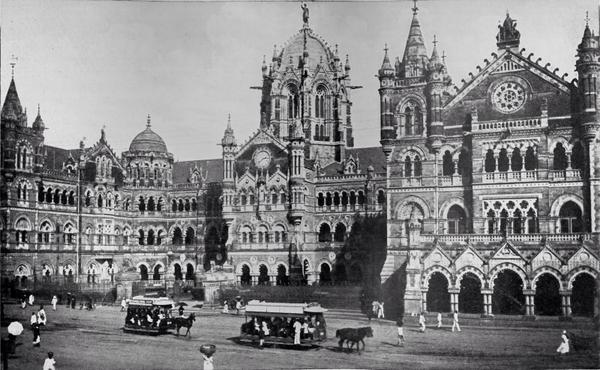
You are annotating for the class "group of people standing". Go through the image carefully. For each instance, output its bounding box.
[29,304,47,346]
[368,301,385,321]
[418,311,461,333]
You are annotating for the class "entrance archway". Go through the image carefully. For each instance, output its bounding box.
[571,273,595,317]
[534,274,561,316]
[258,265,269,285]
[458,272,483,313]
[139,265,148,281]
[319,263,331,284]
[492,270,525,315]
[241,265,251,285]
[427,272,451,312]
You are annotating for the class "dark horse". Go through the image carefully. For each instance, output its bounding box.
[174,313,196,337]
[335,327,373,354]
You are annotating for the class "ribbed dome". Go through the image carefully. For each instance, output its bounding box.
[279,30,334,71]
[129,126,168,153]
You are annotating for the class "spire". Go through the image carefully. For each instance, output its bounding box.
[272,44,278,62]
[429,35,442,67]
[345,54,351,72]
[9,54,18,79]
[222,113,236,146]
[379,44,395,78]
[146,114,151,128]
[401,0,429,78]
[262,55,268,76]
[1,78,24,123]
[496,12,521,50]
[578,11,597,52]
[32,104,45,131]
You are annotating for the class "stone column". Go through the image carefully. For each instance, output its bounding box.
[523,290,535,316]
[269,275,276,286]
[448,288,460,313]
[251,275,258,286]
[421,291,427,312]
[482,290,493,316]
[560,291,572,317]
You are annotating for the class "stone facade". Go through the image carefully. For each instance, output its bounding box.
[380,7,600,316]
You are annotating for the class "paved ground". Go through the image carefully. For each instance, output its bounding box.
[1,302,598,369]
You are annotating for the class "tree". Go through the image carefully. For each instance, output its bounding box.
[339,213,387,313]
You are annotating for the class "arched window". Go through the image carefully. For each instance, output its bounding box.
[499,209,509,234]
[414,156,422,177]
[315,88,325,119]
[157,197,163,211]
[178,199,184,212]
[559,201,583,233]
[191,198,197,211]
[171,199,177,212]
[498,149,509,172]
[157,230,163,245]
[139,265,148,281]
[571,142,585,170]
[404,156,412,177]
[46,188,53,203]
[39,221,52,244]
[553,143,567,170]
[377,190,385,206]
[172,227,183,245]
[334,223,346,242]
[487,209,496,234]
[138,196,145,212]
[527,208,537,234]
[357,191,365,205]
[404,107,413,136]
[185,199,191,212]
[442,151,454,176]
[274,98,281,120]
[414,106,423,135]
[54,189,60,204]
[485,150,495,173]
[318,223,332,242]
[147,197,155,211]
[512,209,523,234]
[185,227,195,245]
[68,191,75,206]
[287,85,299,119]
[524,147,536,170]
[447,205,467,234]
[325,193,332,207]
[138,229,145,245]
[147,229,155,245]
[511,148,522,171]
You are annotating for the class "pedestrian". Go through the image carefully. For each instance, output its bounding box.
[51,295,58,311]
[66,293,71,308]
[377,302,385,319]
[452,311,461,332]
[43,351,56,370]
[419,313,426,333]
[437,312,442,328]
[556,330,569,355]
[222,300,229,314]
[293,319,302,345]
[121,297,127,312]
[71,295,76,309]
[30,311,38,328]
[202,352,214,370]
[28,293,35,306]
[38,305,47,326]
[396,317,405,346]
[32,322,41,347]
[21,295,27,309]
[178,304,185,317]
[235,300,241,315]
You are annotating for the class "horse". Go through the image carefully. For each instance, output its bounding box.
[174,313,196,337]
[335,327,373,354]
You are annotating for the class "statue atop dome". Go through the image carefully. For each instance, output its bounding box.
[301,3,309,27]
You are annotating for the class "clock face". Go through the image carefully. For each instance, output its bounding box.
[253,148,271,169]
[492,81,526,113]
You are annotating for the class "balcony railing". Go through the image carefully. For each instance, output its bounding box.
[550,169,582,181]
[483,170,537,183]
[474,117,545,132]
[420,232,593,244]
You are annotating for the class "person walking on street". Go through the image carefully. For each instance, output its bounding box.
[437,312,442,328]
[38,305,47,326]
[21,295,27,309]
[30,311,38,328]
[28,293,35,306]
[202,353,214,370]
[419,313,426,333]
[51,295,58,311]
[178,304,185,317]
[120,297,127,312]
[452,311,461,332]
[396,317,405,346]
[377,302,385,319]
[43,351,56,370]
[556,330,569,355]
[32,322,41,347]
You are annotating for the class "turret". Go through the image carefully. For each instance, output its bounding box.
[399,3,429,79]
[577,20,600,127]
[32,105,45,132]
[221,114,237,183]
[379,46,396,142]
[426,36,451,151]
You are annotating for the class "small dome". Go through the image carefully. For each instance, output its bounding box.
[129,118,168,153]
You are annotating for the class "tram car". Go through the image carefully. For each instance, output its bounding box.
[123,296,176,335]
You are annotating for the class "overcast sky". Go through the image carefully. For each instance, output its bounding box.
[1,0,597,161]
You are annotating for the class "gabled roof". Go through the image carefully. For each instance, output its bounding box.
[172,159,223,184]
[44,145,81,171]
[319,147,386,177]
[445,48,574,110]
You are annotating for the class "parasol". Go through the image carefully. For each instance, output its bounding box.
[7,321,23,336]
[199,344,216,357]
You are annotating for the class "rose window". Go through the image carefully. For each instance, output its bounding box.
[492,81,526,113]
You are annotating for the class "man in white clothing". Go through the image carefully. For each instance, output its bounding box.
[437,312,442,328]
[293,319,302,345]
[419,313,426,333]
[51,295,58,311]
[43,352,56,370]
[452,311,461,332]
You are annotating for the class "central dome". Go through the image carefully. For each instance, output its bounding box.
[129,124,168,153]
[279,30,335,71]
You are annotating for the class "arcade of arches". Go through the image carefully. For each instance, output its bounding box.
[421,269,597,317]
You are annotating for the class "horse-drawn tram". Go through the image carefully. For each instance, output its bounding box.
[239,300,327,347]
[123,296,176,335]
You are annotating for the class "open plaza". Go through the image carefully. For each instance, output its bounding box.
[1,300,598,369]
